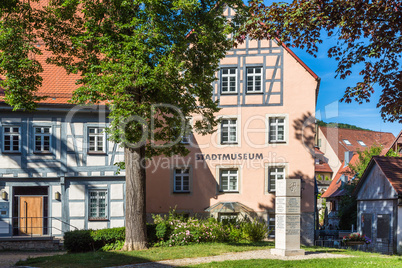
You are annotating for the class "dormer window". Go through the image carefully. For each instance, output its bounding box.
[343,139,352,145]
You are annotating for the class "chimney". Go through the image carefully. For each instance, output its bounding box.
[344,151,354,166]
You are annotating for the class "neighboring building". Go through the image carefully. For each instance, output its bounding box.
[0,49,126,237]
[314,147,333,193]
[0,6,320,246]
[354,156,402,254]
[321,152,358,229]
[317,127,395,179]
[387,130,402,155]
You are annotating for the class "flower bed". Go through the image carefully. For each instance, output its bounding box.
[342,233,371,245]
[153,210,270,247]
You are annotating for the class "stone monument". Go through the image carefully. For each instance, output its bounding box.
[271,178,305,256]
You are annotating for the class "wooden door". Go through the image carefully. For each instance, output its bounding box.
[19,196,43,235]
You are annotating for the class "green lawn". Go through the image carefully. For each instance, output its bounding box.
[16,242,402,268]
[16,241,274,268]
[191,257,402,267]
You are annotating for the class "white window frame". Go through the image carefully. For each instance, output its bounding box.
[268,116,286,143]
[88,188,108,220]
[221,118,237,144]
[174,168,191,193]
[246,67,262,93]
[34,126,52,153]
[221,68,237,94]
[3,126,21,153]
[268,166,285,192]
[219,169,239,192]
[88,127,106,153]
[265,163,288,194]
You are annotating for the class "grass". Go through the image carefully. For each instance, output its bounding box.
[16,242,402,268]
[16,241,274,268]
[192,247,402,267]
[191,257,402,267]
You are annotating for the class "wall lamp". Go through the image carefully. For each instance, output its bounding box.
[55,191,61,201]
[1,191,8,200]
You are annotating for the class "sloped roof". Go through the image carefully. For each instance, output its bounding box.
[354,156,402,195]
[322,154,359,198]
[0,46,79,105]
[315,162,333,173]
[319,126,395,163]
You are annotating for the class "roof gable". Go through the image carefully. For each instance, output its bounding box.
[355,156,401,200]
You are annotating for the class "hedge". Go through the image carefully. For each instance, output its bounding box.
[64,224,157,253]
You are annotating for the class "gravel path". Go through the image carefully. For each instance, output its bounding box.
[0,251,65,268]
[110,249,353,268]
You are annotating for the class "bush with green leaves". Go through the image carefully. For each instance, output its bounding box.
[241,220,269,242]
[64,224,157,252]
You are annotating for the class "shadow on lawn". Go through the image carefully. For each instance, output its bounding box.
[16,251,177,268]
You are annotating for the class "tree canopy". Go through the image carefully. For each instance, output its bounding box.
[0,0,247,250]
[242,0,402,123]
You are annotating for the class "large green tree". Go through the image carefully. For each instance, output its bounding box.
[0,0,246,250]
[241,0,402,122]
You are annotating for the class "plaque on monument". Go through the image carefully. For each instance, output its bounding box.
[275,179,301,197]
[275,197,300,214]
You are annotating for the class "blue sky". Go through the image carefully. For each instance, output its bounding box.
[257,1,401,137]
[291,43,401,137]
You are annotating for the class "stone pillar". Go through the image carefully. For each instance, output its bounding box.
[271,178,305,256]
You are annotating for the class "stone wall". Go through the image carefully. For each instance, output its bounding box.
[301,212,314,246]
[0,239,61,251]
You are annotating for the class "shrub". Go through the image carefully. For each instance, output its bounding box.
[64,229,94,253]
[92,227,125,249]
[241,220,268,242]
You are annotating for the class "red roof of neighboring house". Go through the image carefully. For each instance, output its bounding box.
[319,126,395,163]
[322,154,359,198]
[315,162,333,173]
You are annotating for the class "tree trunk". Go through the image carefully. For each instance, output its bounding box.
[122,145,148,250]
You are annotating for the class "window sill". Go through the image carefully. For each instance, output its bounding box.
[220,142,238,145]
[219,191,239,194]
[269,141,287,144]
[173,191,191,194]
[246,91,263,94]
[2,152,21,154]
[220,92,238,95]
[87,152,107,155]
[33,151,53,155]
[88,218,109,221]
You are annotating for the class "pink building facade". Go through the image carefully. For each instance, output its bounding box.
[146,7,320,245]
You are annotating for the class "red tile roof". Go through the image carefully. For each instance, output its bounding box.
[0,46,78,105]
[322,154,359,198]
[315,162,333,173]
[319,126,395,163]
